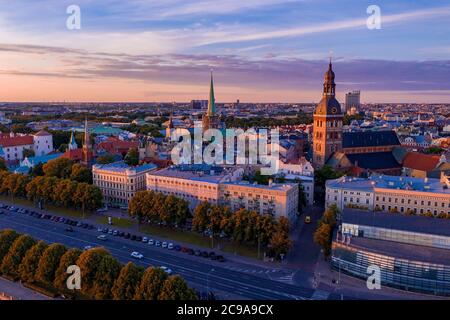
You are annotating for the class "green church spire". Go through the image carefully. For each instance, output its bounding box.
[207,71,216,116]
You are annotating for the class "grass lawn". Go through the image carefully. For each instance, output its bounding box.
[140,224,259,260]
[95,216,133,228]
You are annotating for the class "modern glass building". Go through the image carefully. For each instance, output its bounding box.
[331,210,450,296]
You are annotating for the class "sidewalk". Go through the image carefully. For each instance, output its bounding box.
[0,277,51,300]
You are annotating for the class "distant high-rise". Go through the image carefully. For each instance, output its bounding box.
[191,100,208,110]
[345,90,361,114]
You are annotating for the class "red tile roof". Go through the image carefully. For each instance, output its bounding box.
[34,130,51,136]
[61,148,83,161]
[402,152,441,172]
[0,135,34,147]
[97,138,139,155]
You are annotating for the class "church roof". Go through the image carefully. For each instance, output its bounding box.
[343,131,400,149]
[346,152,401,170]
[402,152,442,172]
[34,130,51,137]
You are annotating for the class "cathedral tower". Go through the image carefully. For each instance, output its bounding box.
[312,60,343,168]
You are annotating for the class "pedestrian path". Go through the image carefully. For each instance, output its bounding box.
[310,289,330,300]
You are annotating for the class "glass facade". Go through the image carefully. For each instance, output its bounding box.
[332,243,450,296]
[341,223,450,250]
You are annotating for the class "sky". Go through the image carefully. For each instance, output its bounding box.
[0,0,449,103]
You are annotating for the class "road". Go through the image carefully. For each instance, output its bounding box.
[0,208,315,300]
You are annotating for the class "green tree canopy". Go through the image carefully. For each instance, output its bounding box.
[19,240,48,283]
[0,234,36,278]
[158,275,198,300]
[70,163,93,183]
[112,262,144,300]
[43,157,74,179]
[124,147,139,166]
[134,267,168,300]
[0,229,20,263]
[35,243,67,285]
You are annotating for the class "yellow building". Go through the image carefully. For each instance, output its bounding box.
[93,161,157,207]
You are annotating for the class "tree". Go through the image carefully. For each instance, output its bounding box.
[313,223,332,258]
[314,165,343,201]
[18,241,48,283]
[11,124,34,134]
[54,179,78,207]
[134,267,168,300]
[0,234,36,279]
[70,164,93,183]
[35,243,67,286]
[96,153,116,165]
[91,254,121,300]
[423,146,444,155]
[76,247,114,299]
[43,158,74,179]
[0,157,7,171]
[74,183,103,214]
[192,201,211,232]
[23,148,35,158]
[0,229,20,264]
[1,173,29,198]
[112,262,144,300]
[31,162,44,176]
[124,147,139,166]
[158,275,197,300]
[53,248,82,293]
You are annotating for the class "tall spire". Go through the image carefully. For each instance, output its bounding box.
[83,117,90,149]
[207,71,216,116]
[323,58,336,97]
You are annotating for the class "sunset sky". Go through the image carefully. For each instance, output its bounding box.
[0,0,449,103]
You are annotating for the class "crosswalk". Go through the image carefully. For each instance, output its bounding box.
[310,289,330,300]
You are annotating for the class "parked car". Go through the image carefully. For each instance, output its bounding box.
[102,228,109,233]
[142,237,148,243]
[131,252,144,260]
[65,227,74,232]
[119,232,125,237]
[217,255,225,262]
[83,246,93,251]
[155,240,161,247]
[97,235,107,241]
[187,249,195,255]
[174,245,181,251]
[194,250,202,256]
[131,235,137,241]
[108,229,113,235]
[181,247,189,253]
[167,243,174,250]
[76,222,83,227]
[136,236,143,242]
[162,241,168,248]
[201,251,209,258]
[148,239,154,245]
[124,233,131,239]
[113,230,119,236]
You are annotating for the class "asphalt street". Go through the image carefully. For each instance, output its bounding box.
[0,208,315,300]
